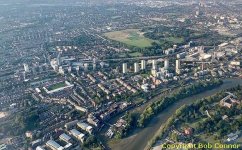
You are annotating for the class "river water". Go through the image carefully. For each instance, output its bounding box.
[109,78,242,150]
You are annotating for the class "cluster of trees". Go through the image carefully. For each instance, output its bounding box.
[0,110,40,136]
[143,26,190,41]
[83,135,103,150]
[148,85,242,149]
[137,79,223,127]
[195,108,242,138]
[114,112,137,139]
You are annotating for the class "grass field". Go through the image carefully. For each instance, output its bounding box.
[129,52,143,57]
[164,37,184,44]
[47,82,66,91]
[104,29,155,48]
[198,134,220,144]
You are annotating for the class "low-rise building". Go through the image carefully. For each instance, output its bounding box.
[65,120,78,130]
[59,133,71,143]
[69,129,85,142]
[77,122,93,134]
[46,140,64,150]
[36,146,45,150]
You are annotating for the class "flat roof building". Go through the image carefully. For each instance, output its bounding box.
[77,122,93,134]
[46,140,64,150]
[36,146,45,150]
[70,129,85,142]
[59,133,71,143]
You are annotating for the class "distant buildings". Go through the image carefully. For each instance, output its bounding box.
[220,92,240,109]
[69,129,85,142]
[122,63,127,74]
[46,140,63,150]
[65,120,79,130]
[23,63,30,72]
[36,146,45,150]
[134,63,140,73]
[184,127,193,136]
[25,131,33,139]
[176,59,181,74]
[164,59,169,70]
[77,122,93,134]
[152,60,157,70]
[43,81,74,94]
[57,52,62,66]
[84,63,89,71]
[59,133,71,143]
[141,60,146,70]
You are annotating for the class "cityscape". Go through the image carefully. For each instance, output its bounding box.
[0,0,241,150]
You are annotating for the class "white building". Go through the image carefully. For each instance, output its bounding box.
[134,63,140,73]
[77,122,93,134]
[23,63,30,72]
[46,140,64,150]
[230,61,240,66]
[84,63,89,71]
[36,146,45,150]
[164,59,169,70]
[50,59,59,71]
[57,52,62,66]
[59,133,71,143]
[152,60,157,70]
[69,129,85,142]
[141,60,146,70]
[122,63,127,74]
[176,59,181,74]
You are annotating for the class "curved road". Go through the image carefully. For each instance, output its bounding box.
[109,78,242,150]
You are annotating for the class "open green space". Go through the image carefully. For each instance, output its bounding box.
[47,82,67,91]
[129,52,143,57]
[198,134,219,144]
[104,29,156,48]
[164,37,184,44]
[111,16,122,19]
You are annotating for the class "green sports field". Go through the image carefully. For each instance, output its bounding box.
[47,82,67,91]
[104,29,155,48]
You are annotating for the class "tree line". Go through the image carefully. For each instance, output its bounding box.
[137,79,223,127]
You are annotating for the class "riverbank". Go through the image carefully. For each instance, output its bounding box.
[108,78,242,150]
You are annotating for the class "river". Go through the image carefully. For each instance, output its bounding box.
[108,78,242,150]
